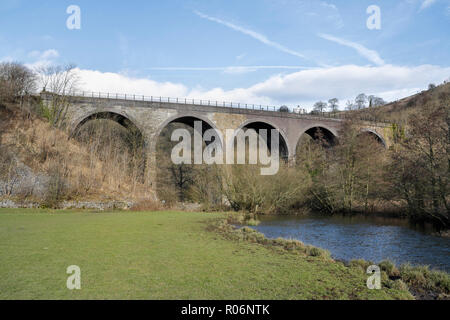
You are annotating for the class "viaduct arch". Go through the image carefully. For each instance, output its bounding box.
[41,92,392,186]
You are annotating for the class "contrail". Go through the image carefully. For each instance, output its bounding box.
[194,11,307,60]
[318,33,385,66]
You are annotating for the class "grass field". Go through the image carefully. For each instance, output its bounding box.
[0,209,412,300]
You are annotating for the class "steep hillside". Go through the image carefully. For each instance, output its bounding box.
[345,82,450,123]
[0,102,156,206]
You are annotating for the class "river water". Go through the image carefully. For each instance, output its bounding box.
[253,215,450,272]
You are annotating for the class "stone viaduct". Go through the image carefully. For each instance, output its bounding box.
[40,92,394,185]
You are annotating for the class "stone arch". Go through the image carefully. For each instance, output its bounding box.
[154,113,224,151]
[71,109,148,181]
[234,119,290,160]
[71,109,146,146]
[359,128,387,148]
[297,124,338,148]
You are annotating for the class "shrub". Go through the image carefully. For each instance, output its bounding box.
[379,260,399,277]
[41,159,70,208]
[130,199,162,211]
[349,259,373,272]
[245,218,260,226]
[307,246,330,258]
[399,264,450,294]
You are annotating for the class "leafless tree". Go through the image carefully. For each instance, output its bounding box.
[328,98,339,113]
[368,95,386,107]
[313,101,327,114]
[0,150,21,196]
[0,62,37,109]
[36,64,79,127]
[355,93,367,109]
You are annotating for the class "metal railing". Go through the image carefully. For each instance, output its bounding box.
[41,90,394,124]
[61,90,281,112]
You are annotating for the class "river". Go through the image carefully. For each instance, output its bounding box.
[253,215,450,272]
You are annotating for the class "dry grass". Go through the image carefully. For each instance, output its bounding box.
[130,198,163,211]
[0,108,156,204]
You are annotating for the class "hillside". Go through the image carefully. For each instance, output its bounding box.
[343,82,450,123]
[0,102,156,207]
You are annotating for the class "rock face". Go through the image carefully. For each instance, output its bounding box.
[60,200,134,210]
[0,199,39,208]
[0,199,135,210]
[0,157,49,198]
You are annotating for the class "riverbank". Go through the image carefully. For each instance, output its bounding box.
[0,208,415,300]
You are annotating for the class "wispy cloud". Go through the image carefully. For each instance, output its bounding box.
[318,33,385,66]
[320,1,344,29]
[420,0,437,11]
[28,49,59,60]
[147,66,311,74]
[194,10,307,60]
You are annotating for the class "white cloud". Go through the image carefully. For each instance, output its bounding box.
[75,64,450,111]
[40,49,59,60]
[319,34,385,66]
[28,49,59,60]
[420,0,437,11]
[25,49,60,69]
[76,69,189,98]
[194,11,308,60]
[0,56,14,62]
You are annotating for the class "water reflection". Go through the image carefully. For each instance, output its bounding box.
[253,215,450,272]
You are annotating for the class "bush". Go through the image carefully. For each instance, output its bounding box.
[41,159,70,208]
[130,199,163,211]
[245,218,260,226]
[379,260,399,277]
[307,246,330,258]
[398,264,450,295]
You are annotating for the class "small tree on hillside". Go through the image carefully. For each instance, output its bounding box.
[368,95,386,108]
[0,62,36,108]
[345,100,355,111]
[328,98,339,113]
[37,64,79,127]
[355,93,367,109]
[313,101,327,114]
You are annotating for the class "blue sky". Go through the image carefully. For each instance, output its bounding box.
[1,0,449,109]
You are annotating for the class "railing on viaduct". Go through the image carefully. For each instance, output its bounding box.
[42,90,395,125]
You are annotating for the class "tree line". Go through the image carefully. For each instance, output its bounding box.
[312,94,386,114]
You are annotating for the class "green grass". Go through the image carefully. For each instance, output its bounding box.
[0,209,412,300]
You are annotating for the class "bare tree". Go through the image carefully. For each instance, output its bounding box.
[368,95,386,107]
[37,64,79,127]
[387,102,449,228]
[345,100,355,111]
[313,101,327,114]
[0,150,20,196]
[328,98,339,113]
[0,62,37,108]
[355,93,367,109]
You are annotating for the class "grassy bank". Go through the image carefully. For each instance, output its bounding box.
[0,208,416,300]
